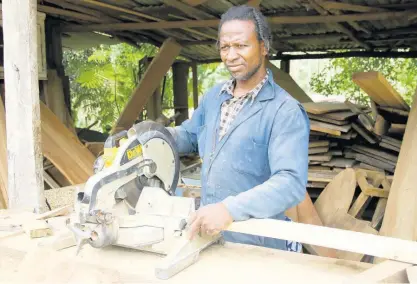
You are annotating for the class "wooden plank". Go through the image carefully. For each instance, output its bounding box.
[309,140,330,148]
[352,71,410,111]
[310,120,351,133]
[381,135,402,148]
[371,198,387,229]
[373,114,390,136]
[348,193,371,218]
[314,169,357,225]
[351,145,398,163]
[377,89,417,262]
[308,170,338,183]
[308,146,329,155]
[227,217,417,265]
[295,193,337,258]
[0,98,7,208]
[303,102,353,115]
[322,110,357,121]
[352,150,397,168]
[354,153,395,172]
[320,1,388,13]
[2,0,45,212]
[308,113,349,125]
[325,213,378,261]
[35,205,73,220]
[40,103,95,184]
[351,123,378,144]
[310,121,341,136]
[389,123,406,136]
[308,154,333,162]
[355,260,411,282]
[266,61,312,103]
[379,106,409,117]
[63,10,417,32]
[113,38,182,132]
[322,158,357,168]
[43,171,60,189]
[379,141,401,153]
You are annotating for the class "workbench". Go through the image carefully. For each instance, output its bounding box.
[0,228,372,283]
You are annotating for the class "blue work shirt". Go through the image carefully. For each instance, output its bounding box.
[168,69,310,250]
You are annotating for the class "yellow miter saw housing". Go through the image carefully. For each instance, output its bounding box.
[68,121,219,280]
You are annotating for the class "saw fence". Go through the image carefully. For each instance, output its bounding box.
[1,68,417,282]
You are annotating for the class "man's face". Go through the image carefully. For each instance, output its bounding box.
[218,19,267,81]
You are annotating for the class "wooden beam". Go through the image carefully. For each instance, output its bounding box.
[2,0,45,212]
[163,0,216,19]
[181,0,208,6]
[352,71,410,111]
[62,10,417,32]
[78,0,216,40]
[37,5,101,22]
[320,1,389,13]
[266,61,312,103]
[376,88,417,260]
[308,0,371,49]
[227,218,417,265]
[112,38,182,132]
[0,98,7,208]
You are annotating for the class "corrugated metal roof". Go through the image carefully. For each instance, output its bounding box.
[43,0,417,60]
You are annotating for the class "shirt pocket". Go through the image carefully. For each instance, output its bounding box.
[231,138,269,177]
[197,125,207,159]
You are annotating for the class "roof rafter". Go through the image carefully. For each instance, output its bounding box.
[62,10,417,32]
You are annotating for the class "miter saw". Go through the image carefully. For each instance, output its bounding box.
[67,121,220,280]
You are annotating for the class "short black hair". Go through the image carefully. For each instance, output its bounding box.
[217,5,272,53]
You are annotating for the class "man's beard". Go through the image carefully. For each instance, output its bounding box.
[228,59,262,81]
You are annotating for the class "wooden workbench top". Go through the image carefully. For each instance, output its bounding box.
[0,230,372,283]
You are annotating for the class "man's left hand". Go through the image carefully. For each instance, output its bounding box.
[187,203,233,240]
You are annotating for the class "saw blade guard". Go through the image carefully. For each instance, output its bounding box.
[130,120,181,195]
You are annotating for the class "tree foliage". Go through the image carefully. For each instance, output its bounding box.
[310,57,417,106]
[63,43,229,133]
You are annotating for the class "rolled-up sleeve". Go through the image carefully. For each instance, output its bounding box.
[222,101,310,221]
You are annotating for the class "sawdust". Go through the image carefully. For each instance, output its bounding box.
[44,184,84,210]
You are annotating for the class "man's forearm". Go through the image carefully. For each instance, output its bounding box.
[166,125,197,155]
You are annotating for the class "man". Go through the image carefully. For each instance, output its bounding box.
[167,5,310,252]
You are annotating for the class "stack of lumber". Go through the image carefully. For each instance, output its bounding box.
[304,72,409,196]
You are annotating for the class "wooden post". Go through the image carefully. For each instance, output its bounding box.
[146,87,162,121]
[375,89,417,261]
[112,38,182,132]
[191,62,199,110]
[2,0,45,212]
[173,62,189,125]
[280,59,290,73]
[0,97,7,208]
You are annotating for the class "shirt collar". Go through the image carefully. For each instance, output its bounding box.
[219,69,270,103]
